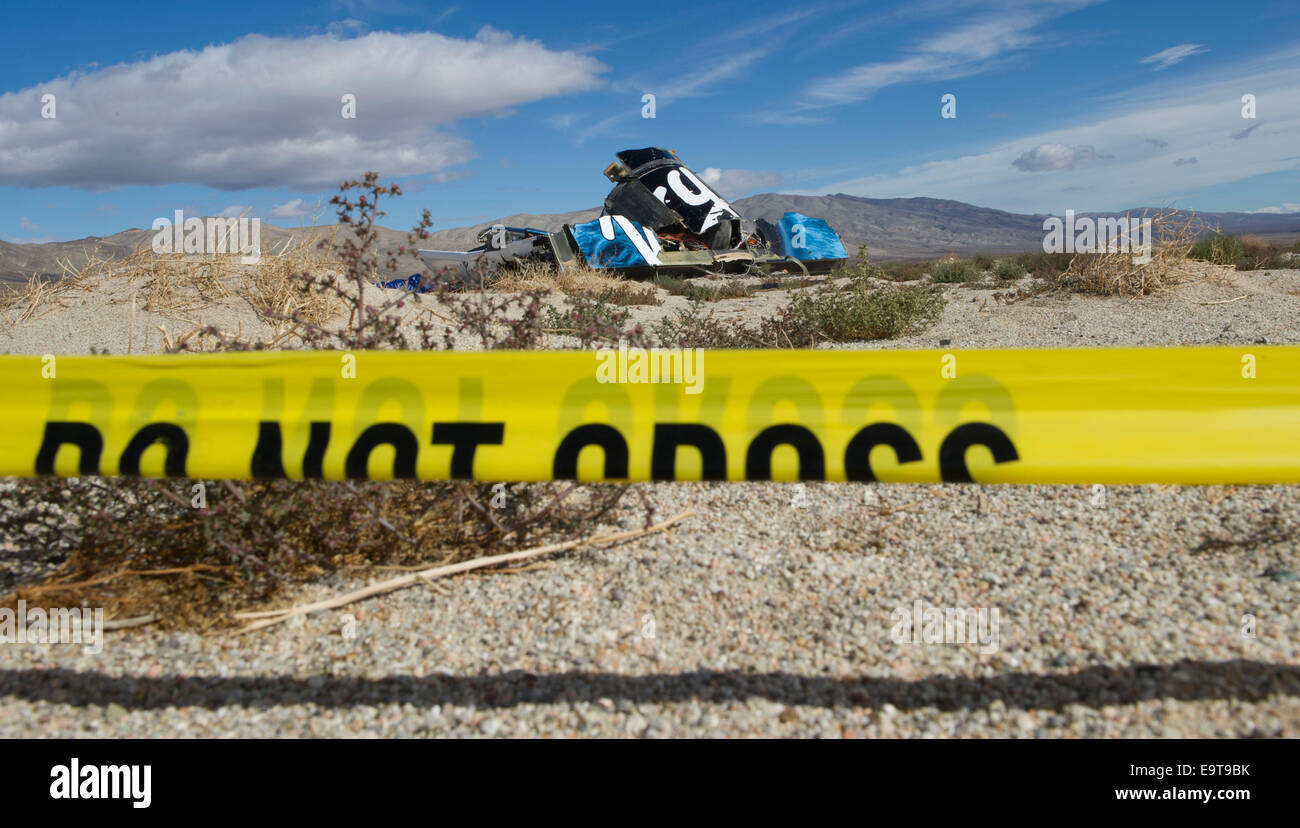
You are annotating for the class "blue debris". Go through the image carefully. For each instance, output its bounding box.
[776,212,848,261]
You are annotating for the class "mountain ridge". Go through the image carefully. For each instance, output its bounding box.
[5,195,1299,287]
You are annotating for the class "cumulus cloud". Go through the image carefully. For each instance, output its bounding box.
[1139,43,1208,70]
[699,168,783,197]
[1011,143,1104,172]
[0,29,604,190]
[1173,157,1197,166]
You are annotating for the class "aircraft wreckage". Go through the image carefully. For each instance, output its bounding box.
[381,148,848,290]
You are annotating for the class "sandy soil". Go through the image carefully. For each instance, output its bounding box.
[1,261,1297,738]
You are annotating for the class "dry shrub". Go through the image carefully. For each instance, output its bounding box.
[0,246,111,327]
[657,275,751,301]
[1050,209,1208,296]
[877,260,929,282]
[1,477,635,629]
[238,233,346,338]
[2,233,345,343]
[1236,234,1292,270]
[127,248,234,313]
[1,274,75,327]
[490,262,659,305]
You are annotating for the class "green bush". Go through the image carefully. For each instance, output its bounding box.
[653,301,761,348]
[833,243,888,287]
[653,282,944,348]
[784,283,945,341]
[929,259,982,283]
[994,260,1027,281]
[1189,232,1244,265]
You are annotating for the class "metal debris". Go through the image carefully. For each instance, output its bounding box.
[384,148,848,290]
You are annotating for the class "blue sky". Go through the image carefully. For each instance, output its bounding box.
[2,0,1298,243]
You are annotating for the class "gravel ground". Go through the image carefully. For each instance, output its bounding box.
[2,482,1298,737]
[2,261,1298,737]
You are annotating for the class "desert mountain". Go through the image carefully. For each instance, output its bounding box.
[5,196,1299,288]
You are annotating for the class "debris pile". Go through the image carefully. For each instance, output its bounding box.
[385,148,848,288]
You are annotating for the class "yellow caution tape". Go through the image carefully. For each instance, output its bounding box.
[1,346,1296,483]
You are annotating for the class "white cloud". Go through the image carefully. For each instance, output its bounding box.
[270,198,310,219]
[796,1,1098,109]
[656,52,767,102]
[580,40,776,144]
[1011,143,1103,172]
[218,205,252,218]
[1139,43,1208,71]
[699,168,783,197]
[0,29,604,190]
[1246,202,1300,214]
[796,48,1300,213]
[19,216,39,231]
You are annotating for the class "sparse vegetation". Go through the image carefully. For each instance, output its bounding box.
[760,275,819,291]
[656,275,753,301]
[993,259,1027,281]
[654,278,944,348]
[1049,209,1205,296]
[1011,250,1074,279]
[877,260,930,282]
[594,281,661,305]
[1,476,634,628]
[1187,233,1298,271]
[784,282,945,341]
[833,243,887,286]
[1189,232,1245,266]
[489,261,657,302]
[654,301,766,348]
[929,258,982,283]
